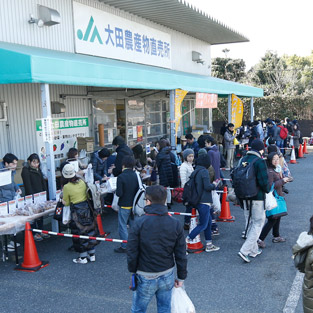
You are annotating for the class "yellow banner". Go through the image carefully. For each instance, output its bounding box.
[231,94,243,129]
[175,89,188,134]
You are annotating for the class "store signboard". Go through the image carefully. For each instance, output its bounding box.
[196,93,218,108]
[36,117,89,161]
[73,2,172,69]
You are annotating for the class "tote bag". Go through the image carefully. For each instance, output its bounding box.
[266,189,287,218]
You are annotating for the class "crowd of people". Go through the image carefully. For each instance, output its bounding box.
[0,117,308,311]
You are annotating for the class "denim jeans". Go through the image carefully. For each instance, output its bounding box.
[188,203,212,241]
[131,270,174,313]
[184,204,192,224]
[118,208,132,249]
[276,140,284,154]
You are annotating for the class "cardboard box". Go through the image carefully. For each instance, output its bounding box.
[77,137,94,152]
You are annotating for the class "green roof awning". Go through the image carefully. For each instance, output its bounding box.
[0,42,263,97]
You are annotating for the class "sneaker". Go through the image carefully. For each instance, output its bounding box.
[34,234,43,241]
[272,236,286,243]
[212,230,220,236]
[184,223,190,230]
[114,247,127,253]
[87,254,96,262]
[41,233,50,239]
[238,251,251,263]
[205,244,220,252]
[73,257,88,264]
[257,239,266,248]
[249,248,262,258]
[224,168,231,171]
[7,241,20,249]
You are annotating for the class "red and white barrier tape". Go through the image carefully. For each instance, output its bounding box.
[31,229,127,243]
[168,212,192,216]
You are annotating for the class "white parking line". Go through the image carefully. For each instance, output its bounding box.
[283,271,304,313]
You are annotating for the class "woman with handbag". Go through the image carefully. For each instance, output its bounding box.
[62,164,98,264]
[258,152,291,248]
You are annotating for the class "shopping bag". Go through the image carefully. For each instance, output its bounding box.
[265,184,277,211]
[111,193,119,212]
[62,205,71,225]
[266,190,287,218]
[53,200,64,221]
[171,188,183,203]
[106,177,117,193]
[211,190,221,214]
[171,287,195,313]
[289,137,294,147]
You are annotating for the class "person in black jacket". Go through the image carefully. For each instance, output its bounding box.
[21,153,49,241]
[127,185,187,313]
[156,139,173,187]
[114,156,139,253]
[112,136,133,177]
[185,154,220,253]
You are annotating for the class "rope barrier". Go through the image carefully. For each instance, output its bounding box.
[168,212,192,216]
[31,229,127,244]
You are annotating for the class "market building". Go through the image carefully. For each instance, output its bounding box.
[0,0,263,199]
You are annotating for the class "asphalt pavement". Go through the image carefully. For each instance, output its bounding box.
[0,152,312,313]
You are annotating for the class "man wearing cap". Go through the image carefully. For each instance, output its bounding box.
[238,139,271,263]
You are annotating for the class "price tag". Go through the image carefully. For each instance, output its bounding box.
[39,191,47,203]
[8,200,16,214]
[0,202,8,216]
[33,193,40,204]
[25,195,33,205]
[17,197,25,209]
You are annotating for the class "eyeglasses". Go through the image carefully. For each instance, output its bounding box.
[144,198,151,202]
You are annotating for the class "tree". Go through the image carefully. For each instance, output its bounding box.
[211,57,246,82]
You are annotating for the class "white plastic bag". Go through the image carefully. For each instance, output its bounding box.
[265,191,277,211]
[107,177,117,193]
[111,193,119,212]
[171,287,195,313]
[211,190,221,214]
[62,205,71,225]
[289,137,294,148]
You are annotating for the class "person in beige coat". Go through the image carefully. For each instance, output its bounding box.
[293,216,313,313]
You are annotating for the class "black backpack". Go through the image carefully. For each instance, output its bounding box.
[231,157,259,199]
[182,168,203,207]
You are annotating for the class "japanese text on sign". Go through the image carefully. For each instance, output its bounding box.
[73,2,172,69]
[196,93,218,109]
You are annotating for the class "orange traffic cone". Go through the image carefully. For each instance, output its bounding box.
[298,144,304,158]
[303,140,308,154]
[186,208,204,254]
[15,222,49,272]
[217,186,235,222]
[289,146,297,164]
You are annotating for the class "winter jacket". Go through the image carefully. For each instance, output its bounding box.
[240,151,271,200]
[182,141,199,158]
[256,122,264,140]
[292,232,313,313]
[0,162,19,202]
[127,203,187,280]
[273,126,281,141]
[21,164,47,196]
[156,147,173,187]
[267,168,285,197]
[224,129,235,150]
[179,162,194,188]
[208,145,221,179]
[193,165,216,204]
[289,130,301,149]
[113,144,133,177]
[116,169,139,207]
[91,151,107,182]
[170,151,179,188]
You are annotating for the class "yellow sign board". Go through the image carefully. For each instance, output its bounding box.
[175,89,188,134]
[231,94,243,129]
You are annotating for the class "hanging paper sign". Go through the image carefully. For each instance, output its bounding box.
[33,193,40,204]
[25,195,33,205]
[8,200,16,214]
[56,190,61,202]
[196,93,218,108]
[132,126,137,139]
[17,197,25,209]
[39,191,47,203]
[0,202,8,216]
[146,144,151,154]
[137,126,143,142]
[231,94,244,129]
[0,170,11,187]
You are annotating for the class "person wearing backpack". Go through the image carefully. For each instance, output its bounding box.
[293,215,313,313]
[277,121,288,154]
[237,139,271,263]
[185,154,220,252]
[114,156,139,253]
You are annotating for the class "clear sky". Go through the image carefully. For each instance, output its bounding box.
[189,0,313,70]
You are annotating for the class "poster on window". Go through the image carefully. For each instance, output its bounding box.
[36,117,89,161]
[137,126,143,142]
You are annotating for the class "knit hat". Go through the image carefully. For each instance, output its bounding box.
[251,139,265,152]
[183,149,194,161]
[62,163,75,179]
[196,154,211,169]
[198,148,207,157]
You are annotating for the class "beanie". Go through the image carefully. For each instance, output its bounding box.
[183,149,194,161]
[251,139,265,152]
[197,148,207,157]
[196,154,211,169]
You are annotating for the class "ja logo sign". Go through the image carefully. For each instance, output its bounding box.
[77,16,103,44]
